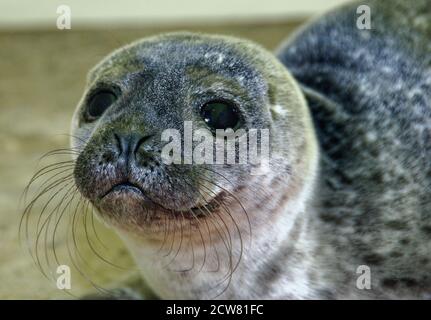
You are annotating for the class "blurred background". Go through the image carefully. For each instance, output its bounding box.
[0,0,349,299]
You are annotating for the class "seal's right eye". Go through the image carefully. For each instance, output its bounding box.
[86,90,117,120]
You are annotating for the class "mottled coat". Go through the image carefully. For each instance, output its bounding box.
[278,0,431,298]
[70,0,431,299]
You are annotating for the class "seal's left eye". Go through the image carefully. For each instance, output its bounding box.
[87,90,117,120]
[200,100,241,130]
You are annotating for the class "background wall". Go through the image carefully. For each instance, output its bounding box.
[1,0,350,29]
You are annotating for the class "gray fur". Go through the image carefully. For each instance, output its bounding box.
[70,0,431,299]
[277,0,431,298]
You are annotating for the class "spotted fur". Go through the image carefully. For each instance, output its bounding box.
[278,0,431,298]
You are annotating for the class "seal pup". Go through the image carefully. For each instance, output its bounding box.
[24,0,431,299]
[70,32,319,299]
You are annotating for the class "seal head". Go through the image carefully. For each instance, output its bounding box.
[71,33,317,242]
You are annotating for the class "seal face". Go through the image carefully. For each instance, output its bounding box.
[71,33,314,239]
[67,32,318,298]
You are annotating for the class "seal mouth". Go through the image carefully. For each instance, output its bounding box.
[100,181,159,208]
[97,179,225,220]
[101,182,146,199]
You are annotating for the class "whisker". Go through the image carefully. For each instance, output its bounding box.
[35,183,76,279]
[21,161,75,203]
[45,187,79,280]
[56,133,88,145]
[89,205,108,250]
[196,180,244,275]
[51,189,80,268]
[188,209,207,273]
[155,211,170,254]
[199,173,252,246]
[164,211,187,271]
[162,211,177,258]
[82,201,132,270]
[35,177,74,234]
[65,202,113,297]
[37,148,80,161]
[189,191,233,288]
[20,175,74,268]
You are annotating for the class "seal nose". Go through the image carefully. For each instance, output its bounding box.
[112,133,153,165]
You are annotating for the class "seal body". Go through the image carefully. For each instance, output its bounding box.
[69,0,431,299]
[278,0,431,298]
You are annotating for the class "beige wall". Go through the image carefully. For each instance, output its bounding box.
[1,0,351,29]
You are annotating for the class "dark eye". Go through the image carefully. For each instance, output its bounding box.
[200,100,241,130]
[86,90,117,120]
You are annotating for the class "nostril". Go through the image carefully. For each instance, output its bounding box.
[134,134,154,156]
[114,133,123,155]
[111,132,154,166]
